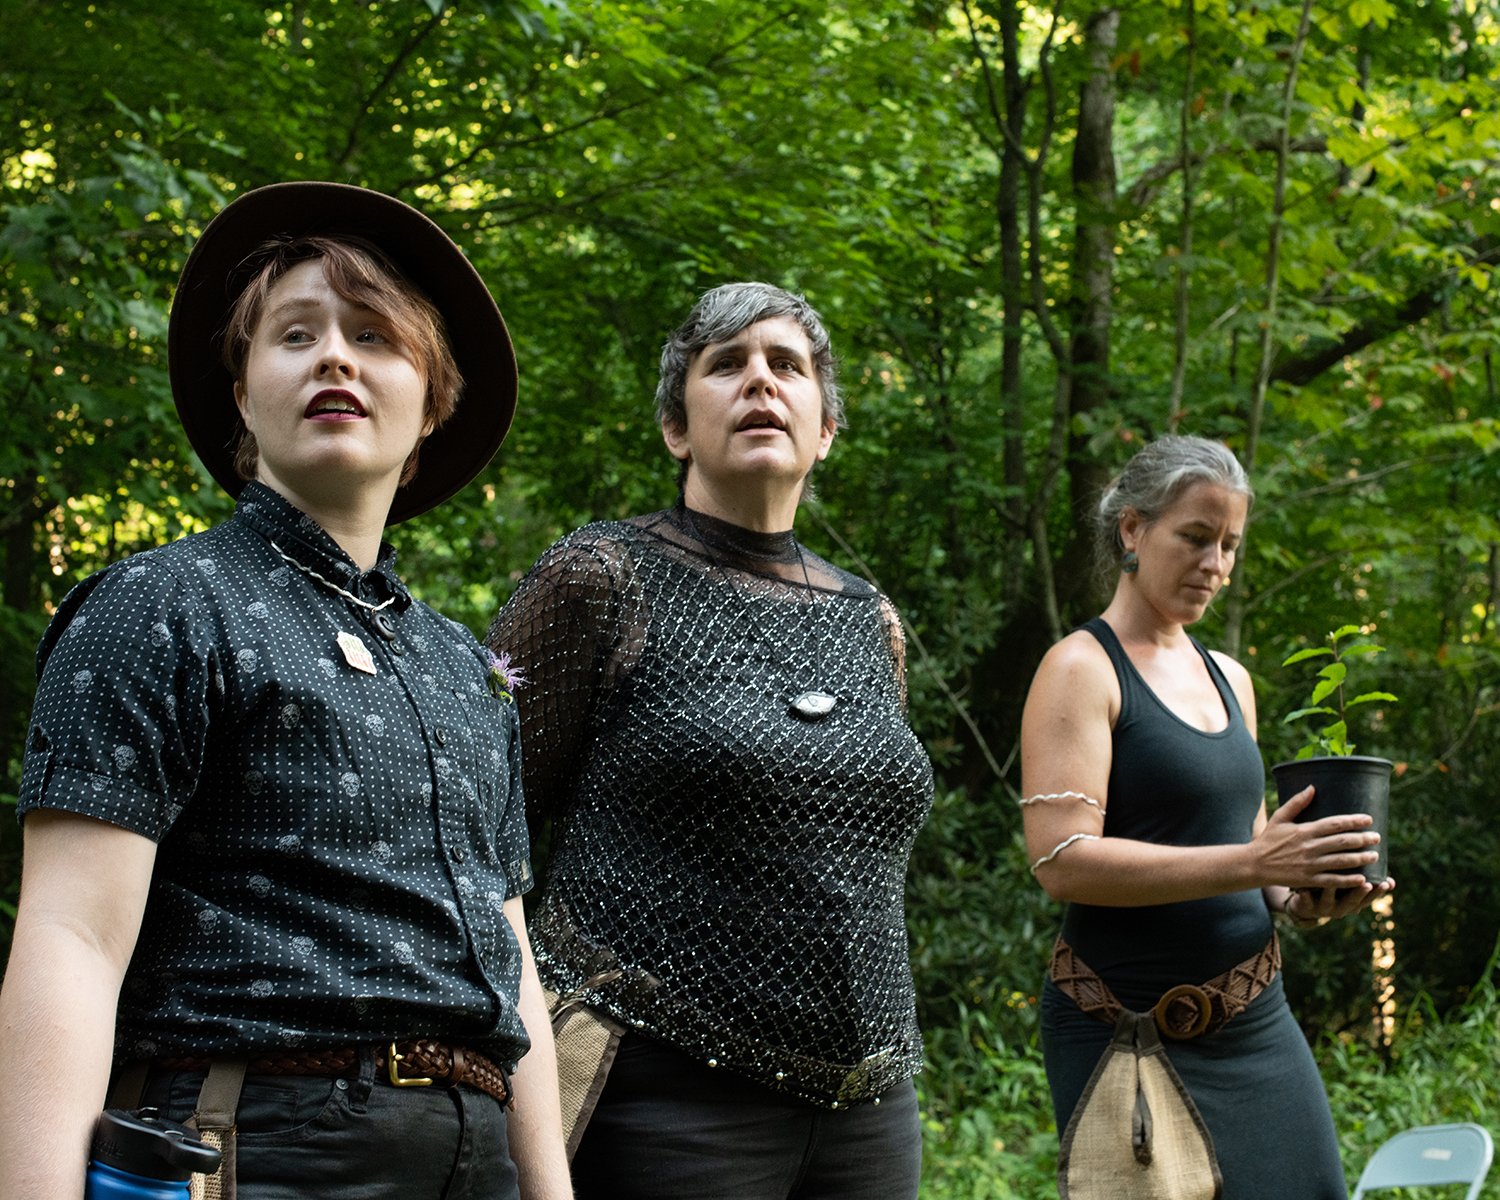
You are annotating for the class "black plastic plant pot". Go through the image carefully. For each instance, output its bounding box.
[1272,755,1392,885]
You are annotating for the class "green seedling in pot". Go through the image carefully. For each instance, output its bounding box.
[1281,624,1398,759]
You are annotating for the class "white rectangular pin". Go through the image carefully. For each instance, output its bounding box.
[336,630,377,675]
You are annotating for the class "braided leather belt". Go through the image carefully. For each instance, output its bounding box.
[155,1039,513,1109]
[1050,932,1281,1040]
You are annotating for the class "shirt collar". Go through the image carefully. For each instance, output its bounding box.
[233,482,411,611]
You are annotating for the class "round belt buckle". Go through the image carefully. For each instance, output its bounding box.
[1154,983,1213,1040]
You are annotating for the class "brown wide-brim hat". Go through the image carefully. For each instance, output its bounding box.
[168,181,517,524]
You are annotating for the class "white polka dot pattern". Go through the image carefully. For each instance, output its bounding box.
[18,483,534,1066]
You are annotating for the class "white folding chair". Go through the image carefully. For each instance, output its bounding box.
[1351,1122,1494,1200]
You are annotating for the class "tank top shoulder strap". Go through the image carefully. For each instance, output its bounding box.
[1079,616,1147,715]
[1191,636,1247,727]
[1081,617,1248,734]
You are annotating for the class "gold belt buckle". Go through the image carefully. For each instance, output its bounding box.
[387,1042,433,1087]
[1154,983,1213,1040]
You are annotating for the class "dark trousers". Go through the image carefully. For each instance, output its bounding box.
[138,1047,519,1199]
[570,1033,922,1200]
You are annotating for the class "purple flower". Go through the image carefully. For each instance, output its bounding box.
[484,649,526,700]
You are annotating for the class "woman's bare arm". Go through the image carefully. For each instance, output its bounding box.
[1019,633,1379,907]
[502,897,573,1200]
[0,810,157,1199]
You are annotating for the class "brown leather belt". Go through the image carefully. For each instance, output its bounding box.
[1050,932,1281,1040]
[155,1039,513,1109]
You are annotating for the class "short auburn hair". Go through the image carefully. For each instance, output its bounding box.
[221,235,462,485]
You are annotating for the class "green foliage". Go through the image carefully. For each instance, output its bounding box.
[1324,939,1500,1196]
[1281,623,1400,757]
[3,2,1499,1176]
[907,786,1052,1050]
[918,1021,1057,1199]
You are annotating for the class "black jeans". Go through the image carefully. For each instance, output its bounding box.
[571,1033,922,1200]
[137,1047,518,1199]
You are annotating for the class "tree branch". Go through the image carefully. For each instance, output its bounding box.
[1267,240,1500,386]
[336,8,445,169]
[1125,137,1325,212]
[1225,0,1313,657]
[393,5,807,195]
[961,0,1006,157]
[1258,452,1471,514]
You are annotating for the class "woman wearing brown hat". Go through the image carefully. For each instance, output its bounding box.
[0,183,570,1198]
[486,283,933,1198]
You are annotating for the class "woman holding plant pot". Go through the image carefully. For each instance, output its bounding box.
[1020,435,1395,1200]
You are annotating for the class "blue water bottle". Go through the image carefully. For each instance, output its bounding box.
[85,1108,222,1199]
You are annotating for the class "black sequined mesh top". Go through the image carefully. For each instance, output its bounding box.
[487,504,935,1107]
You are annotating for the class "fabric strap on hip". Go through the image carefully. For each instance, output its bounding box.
[545,981,625,1160]
[1057,1011,1222,1200]
[188,1057,247,1200]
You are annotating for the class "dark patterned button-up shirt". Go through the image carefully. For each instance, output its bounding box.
[18,483,533,1068]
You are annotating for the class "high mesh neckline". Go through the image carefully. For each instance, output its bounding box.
[668,503,799,564]
[632,505,849,593]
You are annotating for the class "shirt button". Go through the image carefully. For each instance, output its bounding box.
[434,728,447,747]
[449,847,466,863]
[372,612,398,640]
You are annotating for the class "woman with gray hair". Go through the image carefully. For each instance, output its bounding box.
[1019,435,1393,1198]
[486,283,933,1198]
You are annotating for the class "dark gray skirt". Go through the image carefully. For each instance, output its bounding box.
[1042,974,1348,1200]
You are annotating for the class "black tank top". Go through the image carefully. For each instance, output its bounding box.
[1058,617,1272,1008]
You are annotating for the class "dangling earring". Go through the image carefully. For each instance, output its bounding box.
[1121,550,1140,574]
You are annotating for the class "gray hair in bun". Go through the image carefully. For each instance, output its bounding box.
[1095,435,1252,578]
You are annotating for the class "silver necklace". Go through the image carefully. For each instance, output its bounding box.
[684,510,838,722]
[270,541,397,613]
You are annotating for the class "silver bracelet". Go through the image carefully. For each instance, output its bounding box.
[1030,832,1100,875]
[1017,790,1105,814]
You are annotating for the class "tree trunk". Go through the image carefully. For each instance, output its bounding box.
[999,0,1028,607]
[1059,6,1119,617]
[1168,0,1196,429]
[1224,0,1315,656]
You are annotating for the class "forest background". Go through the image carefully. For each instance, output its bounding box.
[1,0,1497,1193]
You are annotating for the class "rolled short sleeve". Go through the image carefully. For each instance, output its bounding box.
[18,555,214,841]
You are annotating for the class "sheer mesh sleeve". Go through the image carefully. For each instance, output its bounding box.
[485,530,643,826]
